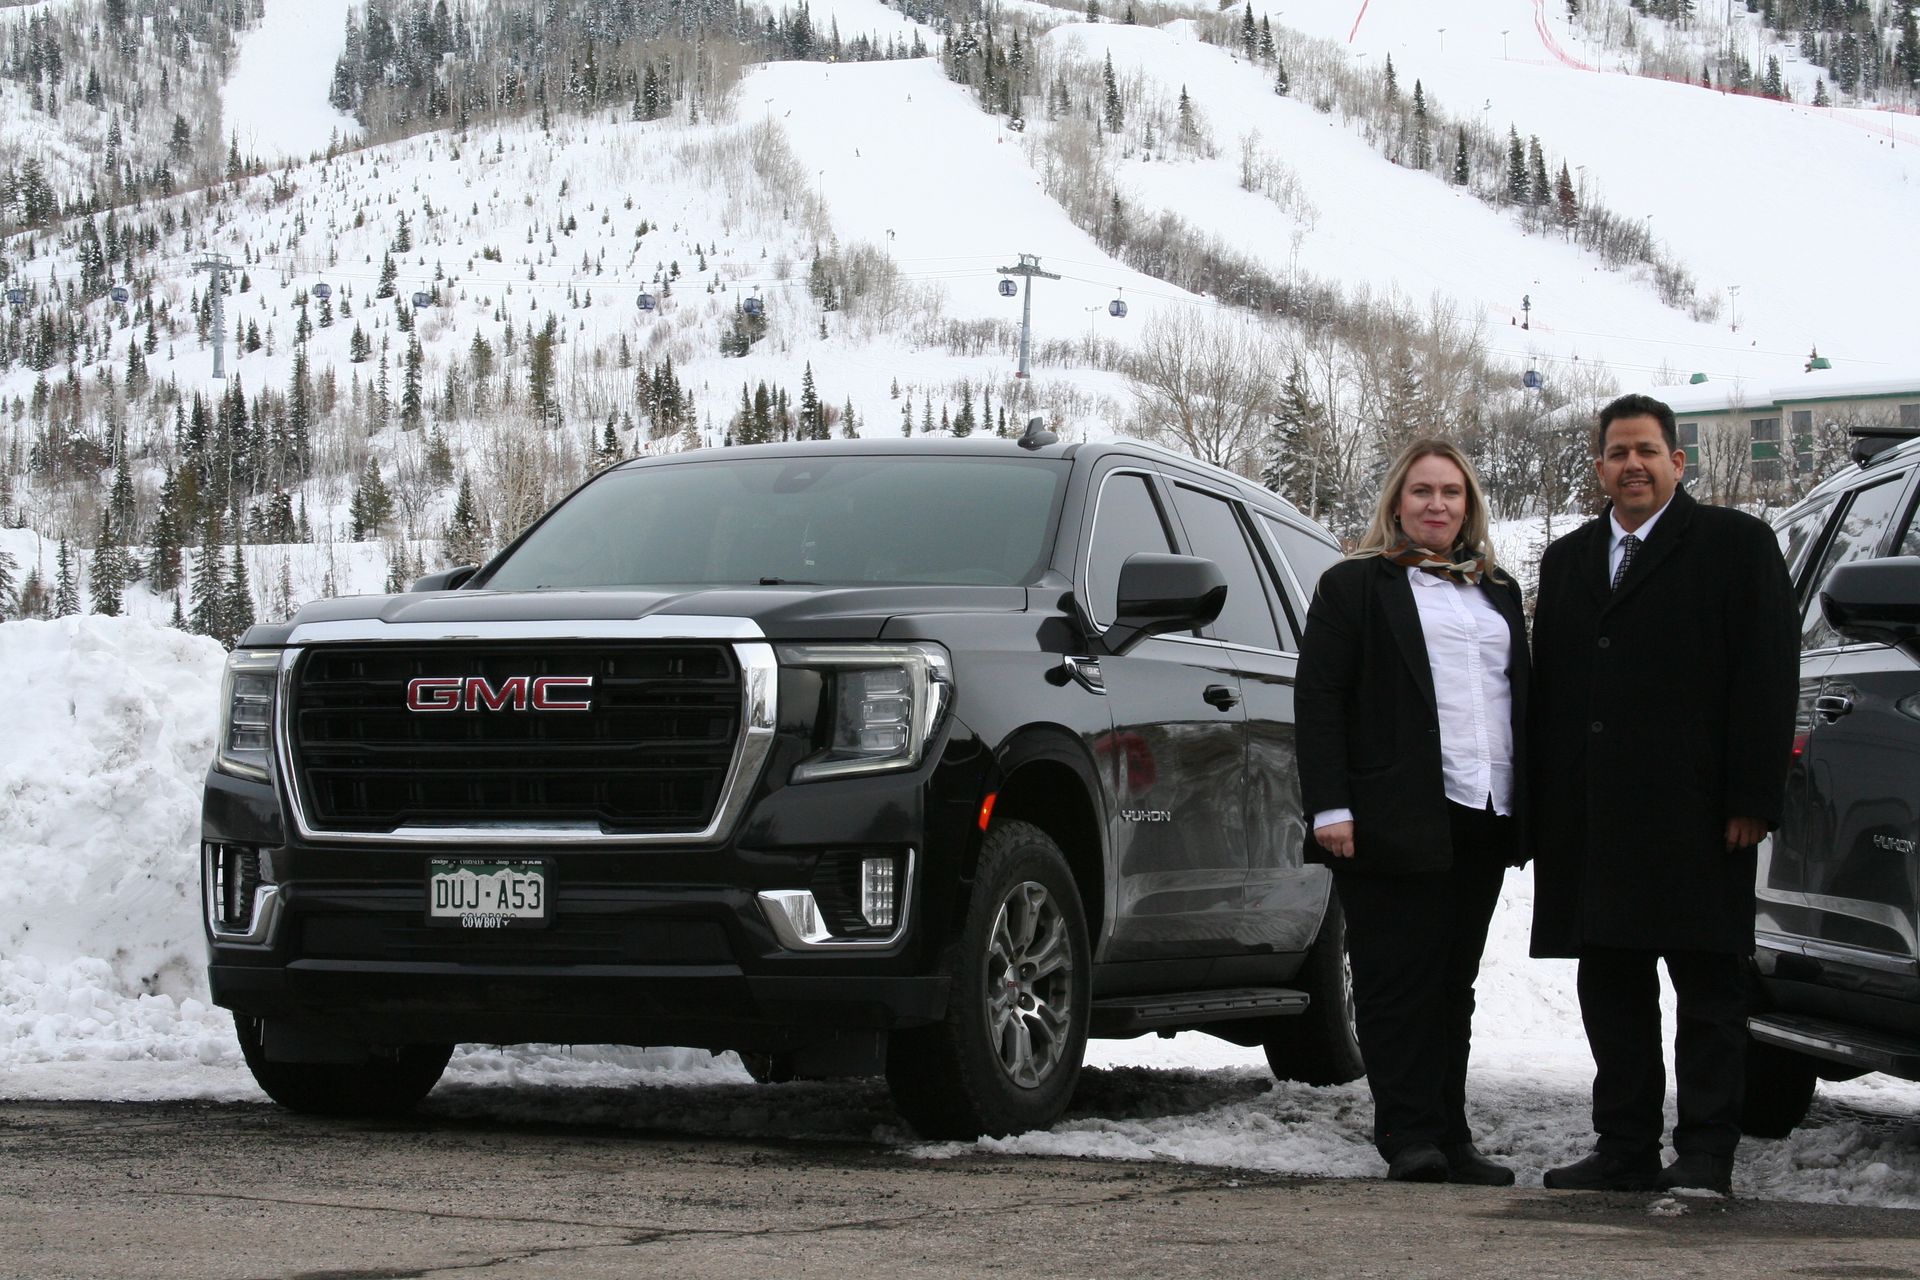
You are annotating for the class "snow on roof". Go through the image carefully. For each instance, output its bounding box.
[1657,369,1920,414]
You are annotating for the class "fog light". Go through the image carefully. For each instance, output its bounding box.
[860,857,897,929]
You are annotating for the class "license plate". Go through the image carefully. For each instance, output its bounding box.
[427,859,551,929]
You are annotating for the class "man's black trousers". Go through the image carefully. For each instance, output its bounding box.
[1331,801,1510,1160]
[1576,948,1747,1160]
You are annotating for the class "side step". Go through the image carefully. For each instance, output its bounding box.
[1748,1012,1920,1081]
[1090,987,1309,1037]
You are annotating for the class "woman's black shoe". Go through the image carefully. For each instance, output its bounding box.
[1542,1150,1660,1191]
[1386,1142,1450,1182]
[1442,1143,1516,1186]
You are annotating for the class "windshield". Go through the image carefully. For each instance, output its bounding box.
[482,454,1070,590]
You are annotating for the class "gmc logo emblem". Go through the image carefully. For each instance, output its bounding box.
[406,675,594,713]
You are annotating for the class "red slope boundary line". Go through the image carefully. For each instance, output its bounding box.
[1347,0,1370,44]
[1533,0,1596,72]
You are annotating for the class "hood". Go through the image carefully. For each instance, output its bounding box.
[238,584,1029,646]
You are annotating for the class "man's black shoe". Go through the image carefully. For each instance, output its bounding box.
[1542,1150,1660,1191]
[1442,1142,1516,1187]
[1657,1153,1734,1195]
[1386,1142,1449,1183]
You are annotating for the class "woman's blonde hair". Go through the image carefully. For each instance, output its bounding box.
[1348,438,1502,580]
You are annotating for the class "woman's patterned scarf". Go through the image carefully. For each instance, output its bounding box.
[1385,535,1490,586]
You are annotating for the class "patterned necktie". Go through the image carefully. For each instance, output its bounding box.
[1612,534,1641,592]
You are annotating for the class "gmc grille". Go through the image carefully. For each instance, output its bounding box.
[288,642,742,833]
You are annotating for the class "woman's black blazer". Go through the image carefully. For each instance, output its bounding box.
[1295,554,1530,876]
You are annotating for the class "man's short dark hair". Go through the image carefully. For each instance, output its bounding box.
[1595,393,1678,455]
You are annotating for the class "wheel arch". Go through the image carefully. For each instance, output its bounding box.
[976,728,1108,948]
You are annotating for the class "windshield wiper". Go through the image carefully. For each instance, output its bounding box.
[758,577,820,586]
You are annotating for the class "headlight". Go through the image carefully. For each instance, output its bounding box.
[779,643,953,782]
[215,649,280,781]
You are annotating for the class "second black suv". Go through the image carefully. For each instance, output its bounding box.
[201,432,1362,1137]
[1748,427,1920,1134]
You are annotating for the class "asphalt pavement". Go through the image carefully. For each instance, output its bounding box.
[2,1100,1916,1279]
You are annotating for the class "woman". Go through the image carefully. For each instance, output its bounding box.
[1296,438,1529,1185]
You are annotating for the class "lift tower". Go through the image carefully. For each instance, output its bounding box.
[996,253,1060,380]
[194,253,236,379]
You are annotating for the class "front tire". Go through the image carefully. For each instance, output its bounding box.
[887,820,1091,1139]
[235,1016,453,1117]
[1262,891,1365,1087]
[1741,1037,1818,1138]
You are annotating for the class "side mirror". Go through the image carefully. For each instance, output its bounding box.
[1103,553,1227,656]
[409,564,478,593]
[1821,557,1920,650]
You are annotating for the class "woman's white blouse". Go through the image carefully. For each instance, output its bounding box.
[1406,566,1515,817]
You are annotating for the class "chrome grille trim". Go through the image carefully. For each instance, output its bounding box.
[272,622,778,846]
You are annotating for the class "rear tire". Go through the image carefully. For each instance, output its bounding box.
[235,1016,453,1118]
[1262,891,1365,1087]
[887,820,1091,1139]
[1741,1037,1818,1138]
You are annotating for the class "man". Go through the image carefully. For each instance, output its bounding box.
[1531,393,1798,1196]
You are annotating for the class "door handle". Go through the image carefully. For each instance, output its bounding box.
[1814,694,1854,722]
[1203,684,1239,711]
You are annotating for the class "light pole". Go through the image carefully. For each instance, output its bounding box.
[1728,284,1741,333]
[1438,27,1446,52]
[1501,29,1510,59]
[1522,293,1531,330]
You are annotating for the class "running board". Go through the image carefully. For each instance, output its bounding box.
[1749,1012,1920,1080]
[1090,987,1309,1037]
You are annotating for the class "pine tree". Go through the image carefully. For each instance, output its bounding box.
[0,547,17,618]
[149,468,185,593]
[1527,136,1550,206]
[401,335,425,429]
[1241,4,1257,58]
[1411,81,1432,170]
[223,534,255,645]
[1505,126,1528,203]
[1383,53,1398,101]
[1178,85,1196,141]
[953,383,976,437]
[189,519,226,638]
[798,364,825,440]
[1263,363,1338,519]
[1813,77,1831,107]
[1102,52,1124,133]
[1555,161,1578,228]
[446,471,485,565]
[349,459,393,541]
[1452,127,1470,184]
[90,512,124,617]
[53,539,80,616]
[376,251,398,298]
[1274,57,1290,96]
[841,397,858,439]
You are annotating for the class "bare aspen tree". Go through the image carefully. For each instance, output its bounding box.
[1125,310,1279,476]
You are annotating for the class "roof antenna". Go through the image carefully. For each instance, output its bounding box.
[1018,416,1058,450]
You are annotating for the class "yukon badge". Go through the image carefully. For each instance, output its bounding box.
[406,675,594,712]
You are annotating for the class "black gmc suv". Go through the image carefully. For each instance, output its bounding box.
[1747,426,1920,1135]
[201,430,1362,1137]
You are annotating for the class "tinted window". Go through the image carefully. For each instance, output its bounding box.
[1802,478,1908,651]
[1259,513,1340,643]
[484,456,1068,590]
[1086,471,1176,624]
[1899,485,1920,558]
[1774,497,1835,592]
[1169,484,1280,650]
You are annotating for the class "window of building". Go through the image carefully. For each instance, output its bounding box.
[1791,410,1815,473]
[1750,417,1782,463]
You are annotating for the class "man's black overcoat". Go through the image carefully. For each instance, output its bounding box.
[1528,488,1798,958]
[1297,554,1531,877]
